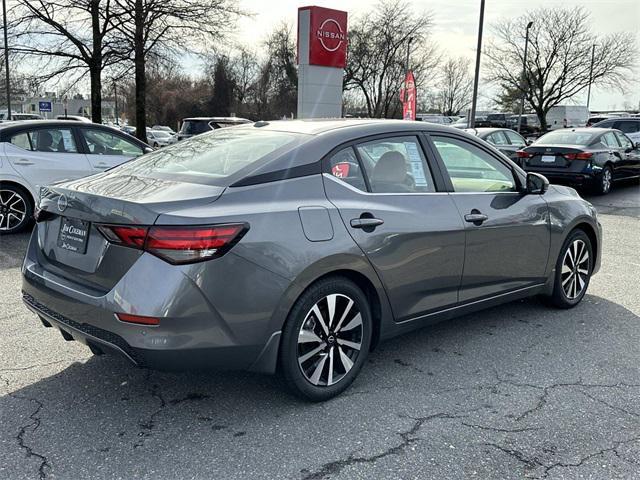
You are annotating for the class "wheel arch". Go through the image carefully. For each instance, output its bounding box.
[248,254,393,374]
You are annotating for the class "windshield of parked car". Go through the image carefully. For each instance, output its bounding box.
[109,128,306,185]
[536,130,596,146]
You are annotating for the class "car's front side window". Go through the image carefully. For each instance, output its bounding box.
[431,136,516,193]
[615,121,640,134]
[82,129,143,156]
[614,132,633,150]
[355,136,436,193]
[504,130,526,147]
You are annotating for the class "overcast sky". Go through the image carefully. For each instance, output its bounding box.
[235,0,640,111]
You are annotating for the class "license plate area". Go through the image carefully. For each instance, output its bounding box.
[541,155,556,163]
[57,217,90,254]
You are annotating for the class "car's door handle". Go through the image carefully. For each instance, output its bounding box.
[350,217,384,229]
[464,212,489,224]
[14,159,34,165]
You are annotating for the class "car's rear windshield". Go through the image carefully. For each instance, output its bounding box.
[110,128,306,185]
[180,120,212,135]
[536,130,595,145]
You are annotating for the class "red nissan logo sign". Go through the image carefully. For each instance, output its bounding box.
[317,18,346,52]
[299,6,348,68]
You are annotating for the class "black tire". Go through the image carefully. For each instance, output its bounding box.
[279,276,372,402]
[546,229,593,309]
[594,165,613,195]
[0,183,33,234]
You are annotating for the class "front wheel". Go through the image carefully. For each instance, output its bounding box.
[546,229,593,309]
[280,277,372,401]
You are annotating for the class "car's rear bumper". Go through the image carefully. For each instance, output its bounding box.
[524,168,597,187]
[21,228,288,373]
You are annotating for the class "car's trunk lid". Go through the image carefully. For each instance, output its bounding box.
[35,172,225,292]
[524,144,591,168]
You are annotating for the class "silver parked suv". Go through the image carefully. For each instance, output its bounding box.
[22,119,601,401]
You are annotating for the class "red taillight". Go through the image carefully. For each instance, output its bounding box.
[516,150,533,158]
[116,313,160,326]
[97,225,148,248]
[98,223,248,264]
[564,152,593,160]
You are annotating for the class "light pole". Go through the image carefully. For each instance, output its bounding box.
[2,0,11,120]
[516,21,534,134]
[586,43,596,110]
[469,0,485,128]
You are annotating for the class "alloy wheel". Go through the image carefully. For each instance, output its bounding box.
[297,293,363,387]
[0,189,27,232]
[561,239,590,300]
[601,168,612,193]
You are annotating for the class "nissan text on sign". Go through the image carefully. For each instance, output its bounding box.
[297,6,348,119]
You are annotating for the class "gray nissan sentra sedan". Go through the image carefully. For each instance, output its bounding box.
[22,119,601,401]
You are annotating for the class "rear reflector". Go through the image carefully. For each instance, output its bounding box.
[97,223,248,264]
[116,313,160,326]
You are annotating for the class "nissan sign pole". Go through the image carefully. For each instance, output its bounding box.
[297,6,348,119]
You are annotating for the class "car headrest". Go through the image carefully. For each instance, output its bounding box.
[373,151,407,184]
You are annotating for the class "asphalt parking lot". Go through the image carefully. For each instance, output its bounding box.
[1,182,639,480]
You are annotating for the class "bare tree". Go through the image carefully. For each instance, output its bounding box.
[485,6,637,130]
[344,0,440,118]
[437,57,473,116]
[112,0,244,141]
[11,0,127,123]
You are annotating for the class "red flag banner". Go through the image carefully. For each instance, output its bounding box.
[402,71,416,121]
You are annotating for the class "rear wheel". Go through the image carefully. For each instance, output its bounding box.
[0,184,33,234]
[594,165,612,195]
[280,277,372,401]
[547,229,593,309]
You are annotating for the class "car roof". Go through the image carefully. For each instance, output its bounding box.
[594,117,639,122]
[234,118,464,136]
[182,117,251,122]
[0,119,150,146]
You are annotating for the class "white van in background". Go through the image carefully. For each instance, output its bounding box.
[546,106,589,130]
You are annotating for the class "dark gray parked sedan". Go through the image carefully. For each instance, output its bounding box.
[22,119,602,401]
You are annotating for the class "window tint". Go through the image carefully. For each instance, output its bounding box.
[614,121,640,134]
[504,130,525,147]
[28,129,78,153]
[487,131,508,146]
[355,136,435,193]
[432,136,516,193]
[180,120,211,135]
[601,132,620,148]
[596,120,614,128]
[111,129,303,184]
[614,132,633,150]
[538,130,595,145]
[10,132,32,150]
[327,147,367,191]
[82,129,143,156]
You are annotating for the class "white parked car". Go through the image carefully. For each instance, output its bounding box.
[147,130,174,148]
[0,120,151,233]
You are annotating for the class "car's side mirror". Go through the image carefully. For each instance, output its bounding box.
[525,139,533,146]
[526,172,549,194]
[143,147,154,154]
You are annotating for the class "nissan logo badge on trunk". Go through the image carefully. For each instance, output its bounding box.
[57,195,68,212]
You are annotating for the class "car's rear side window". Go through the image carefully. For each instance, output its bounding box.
[355,136,436,194]
[327,147,367,191]
[614,121,640,134]
[10,132,32,150]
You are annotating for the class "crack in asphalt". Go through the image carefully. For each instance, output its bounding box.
[300,412,465,480]
[134,372,166,449]
[0,360,68,374]
[462,422,540,434]
[9,393,51,479]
